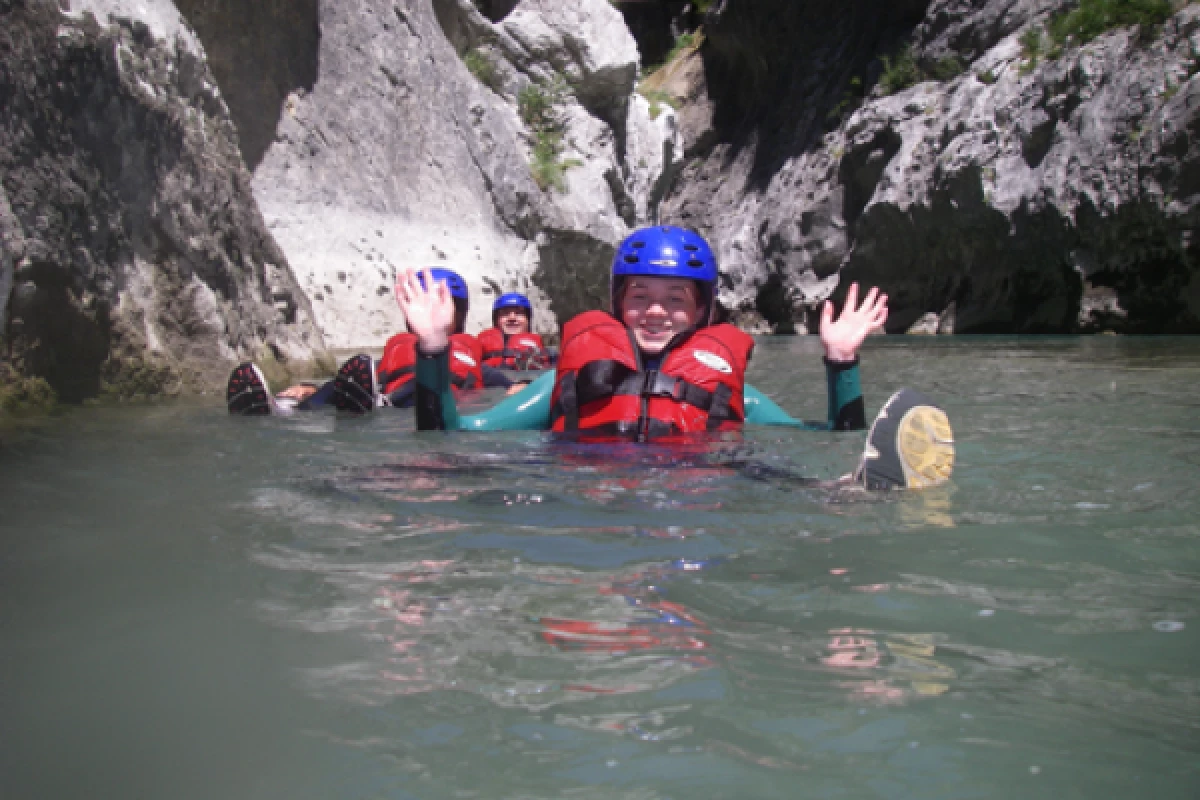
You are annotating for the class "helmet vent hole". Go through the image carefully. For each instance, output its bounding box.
[624,255,640,263]
[631,241,646,248]
[684,244,699,251]
[687,259,704,267]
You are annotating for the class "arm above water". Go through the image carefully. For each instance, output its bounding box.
[396,266,463,431]
[743,357,865,431]
[414,348,461,431]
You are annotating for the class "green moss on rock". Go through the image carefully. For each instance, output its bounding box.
[0,363,57,414]
[99,356,179,400]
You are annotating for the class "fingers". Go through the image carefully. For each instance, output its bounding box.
[870,291,889,327]
[860,285,878,314]
[843,283,859,317]
[820,298,834,330]
[395,268,415,308]
[420,266,434,300]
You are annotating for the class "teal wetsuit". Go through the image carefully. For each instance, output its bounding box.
[412,349,866,433]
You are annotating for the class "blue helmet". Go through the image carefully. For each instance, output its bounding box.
[492,292,533,326]
[417,267,469,333]
[417,267,469,302]
[611,226,719,326]
[493,292,533,316]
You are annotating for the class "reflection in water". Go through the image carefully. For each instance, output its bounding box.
[239,409,1200,796]
[4,338,1200,798]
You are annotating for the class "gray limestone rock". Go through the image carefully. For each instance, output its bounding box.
[661,0,1200,333]
[0,187,19,336]
[1,0,323,401]
[180,0,680,346]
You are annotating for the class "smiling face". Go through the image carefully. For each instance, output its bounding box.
[495,307,530,336]
[619,277,703,355]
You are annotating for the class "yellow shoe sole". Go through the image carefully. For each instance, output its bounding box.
[896,405,955,489]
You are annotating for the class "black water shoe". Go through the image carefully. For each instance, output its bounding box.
[857,389,955,490]
[332,354,378,413]
[226,362,276,415]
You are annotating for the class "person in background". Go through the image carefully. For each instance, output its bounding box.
[226,267,515,414]
[478,293,553,370]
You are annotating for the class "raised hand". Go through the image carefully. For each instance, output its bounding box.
[395,267,456,354]
[819,282,888,362]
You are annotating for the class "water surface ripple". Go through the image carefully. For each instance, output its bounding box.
[2,337,1198,799]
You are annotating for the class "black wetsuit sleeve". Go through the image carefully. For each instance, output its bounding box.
[296,380,336,410]
[481,365,513,388]
[414,348,461,431]
[386,382,415,409]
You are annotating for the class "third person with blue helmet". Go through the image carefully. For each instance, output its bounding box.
[392,227,954,490]
[478,293,553,370]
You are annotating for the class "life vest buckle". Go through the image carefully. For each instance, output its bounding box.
[641,370,686,401]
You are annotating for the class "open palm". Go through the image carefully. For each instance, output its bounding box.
[395,268,456,353]
[819,283,888,362]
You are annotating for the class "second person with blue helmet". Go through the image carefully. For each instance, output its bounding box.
[392,225,954,490]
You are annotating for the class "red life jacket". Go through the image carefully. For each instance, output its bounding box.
[376,332,484,396]
[549,311,753,441]
[478,328,548,369]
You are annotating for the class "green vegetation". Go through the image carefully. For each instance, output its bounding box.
[644,30,704,78]
[977,68,998,84]
[518,78,567,133]
[518,77,580,192]
[880,46,921,94]
[530,135,582,193]
[1019,26,1047,74]
[664,32,697,65]
[463,48,502,93]
[1019,1,1178,76]
[0,364,56,414]
[826,75,865,125]
[638,87,679,120]
[928,56,967,81]
[98,357,178,400]
[1048,0,1175,48]
[879,47,967,95]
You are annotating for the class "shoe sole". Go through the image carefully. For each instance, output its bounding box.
[860,389,955,490]
[332,354,378,413]
[226,362,274,415]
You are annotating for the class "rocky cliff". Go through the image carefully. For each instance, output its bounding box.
[0,0,324,405]
[1,0,679,403]
[656,0,1200,333]
[4,0,1198,407]
[177,0,677,347]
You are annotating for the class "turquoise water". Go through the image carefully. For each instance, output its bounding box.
[2,337,1198,799]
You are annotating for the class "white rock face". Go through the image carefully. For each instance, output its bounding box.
[246,0,677,346]
[65,0,201,53]
[501,0,639,112]
[261,207,541,344]
[625,93,683,223]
